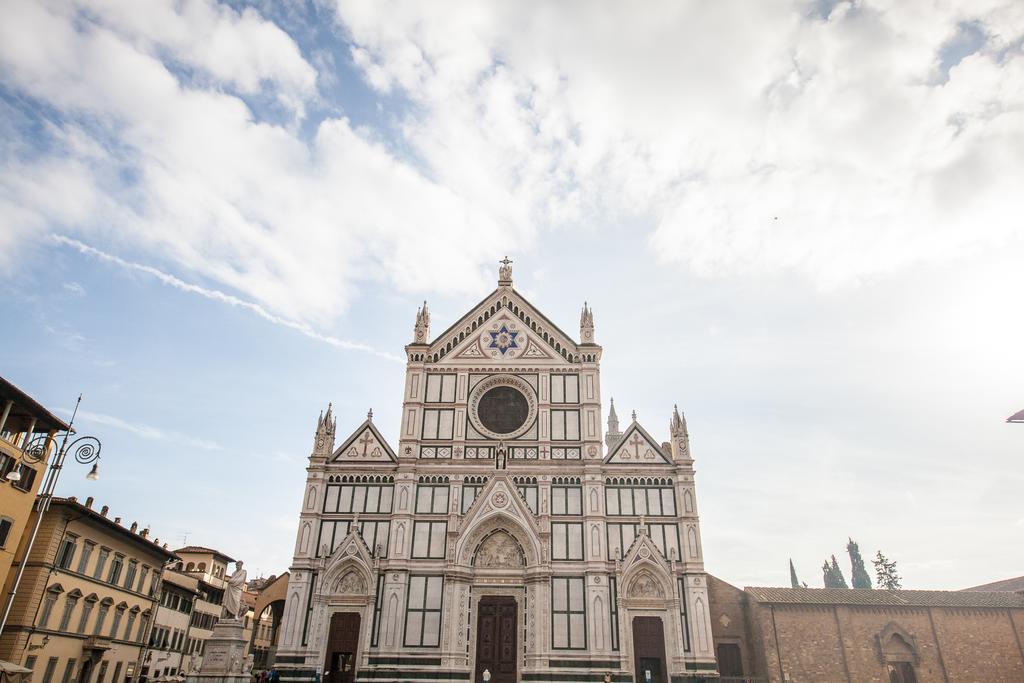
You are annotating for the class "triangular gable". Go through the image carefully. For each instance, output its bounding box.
[605,422,672,464]
[454,472,544,567]
[425,289,580,364]
[445,310,563,363]
[326,526,375,567]
[620,530,674,601]
[321,527,375,595]
[622,529,672,570]
[456,473,541,538]
[332,419,397,463]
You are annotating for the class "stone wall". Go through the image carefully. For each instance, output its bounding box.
[706,579,1024,683]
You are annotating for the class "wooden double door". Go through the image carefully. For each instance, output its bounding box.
[474,596,517,683]
[632,616,669,683]
[323,612,360,683]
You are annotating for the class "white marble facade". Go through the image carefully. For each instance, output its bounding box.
[276,262,718,683]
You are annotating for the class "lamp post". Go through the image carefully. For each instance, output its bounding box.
[0,394,101,635]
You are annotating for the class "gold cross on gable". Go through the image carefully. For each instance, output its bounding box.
[358,431,374,456]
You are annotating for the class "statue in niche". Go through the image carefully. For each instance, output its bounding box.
[474,532,524,568]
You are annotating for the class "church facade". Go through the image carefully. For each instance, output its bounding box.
[275,261,718,683]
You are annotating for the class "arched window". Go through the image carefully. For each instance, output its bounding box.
[197,562,207,572]
[878,623,919,683]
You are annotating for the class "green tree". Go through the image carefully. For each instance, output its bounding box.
[873,550,902,590]
[829,555,849,588]
[847,538,873,589]
[790,559,802,588]
[822,555,849,588]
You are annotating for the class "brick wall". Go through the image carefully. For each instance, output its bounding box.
[931,607,1024,682]
[706,575,761,679]
[739,598,1024,683]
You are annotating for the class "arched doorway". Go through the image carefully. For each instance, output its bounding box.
[632,617,668,683]
[467,529,527,683]
[323,612,360,683]
[474,595,517,683]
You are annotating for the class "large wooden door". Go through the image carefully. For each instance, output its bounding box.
[632,617,668,683]
[323,612,360,683]
[474,596,517,683]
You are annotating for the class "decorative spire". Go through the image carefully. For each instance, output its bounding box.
[580,301,595,343]
[313,402,336,457]
[670,404,687,437]
[413,301,430,343]
[498,256,513,285]
[605,397,622,449]
[670,404,690,460]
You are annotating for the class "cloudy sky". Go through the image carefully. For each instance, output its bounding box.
[2,0,1022,589]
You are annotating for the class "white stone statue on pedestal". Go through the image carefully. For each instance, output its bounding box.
[222,561,248,620]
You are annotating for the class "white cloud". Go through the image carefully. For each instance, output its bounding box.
[52,235,403,362]
[63,281,86,296]
[1,0,1023,324]
[334,0,1024,286]
[65,407,224,452]
[0,0,520,323]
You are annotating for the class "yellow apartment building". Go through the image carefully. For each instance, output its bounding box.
[0,377,70,593]
[0,497,176,683]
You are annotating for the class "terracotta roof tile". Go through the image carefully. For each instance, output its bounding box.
[173,545,235,562]
[744,586,1024,609]
[963,576,1024,592]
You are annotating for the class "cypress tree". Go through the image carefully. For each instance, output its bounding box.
[790,559,801,588]
[847,538,873,589]
[829,554,849,588]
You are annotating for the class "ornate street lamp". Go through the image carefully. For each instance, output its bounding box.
[0,395,101,635]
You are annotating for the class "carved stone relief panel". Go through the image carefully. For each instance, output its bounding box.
[474,531,525,568]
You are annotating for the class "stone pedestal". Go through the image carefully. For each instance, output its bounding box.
[187,618,252,683]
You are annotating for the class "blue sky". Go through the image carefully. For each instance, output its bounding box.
[1,0,1023,589]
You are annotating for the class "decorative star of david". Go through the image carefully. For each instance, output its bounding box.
[488,325,519,354]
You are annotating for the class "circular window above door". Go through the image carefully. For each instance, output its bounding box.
[468,374,537,440]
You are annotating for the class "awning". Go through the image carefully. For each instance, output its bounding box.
[0,659,33,683]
